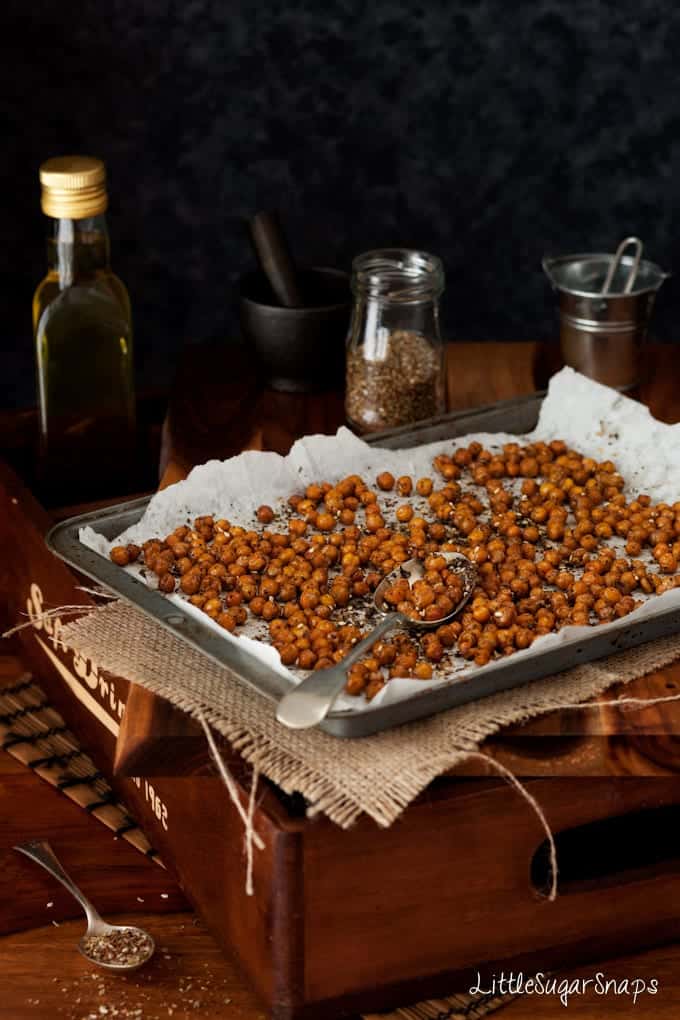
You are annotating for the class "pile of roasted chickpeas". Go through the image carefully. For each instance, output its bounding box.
[381,557,465,622]
[110,440,680,701]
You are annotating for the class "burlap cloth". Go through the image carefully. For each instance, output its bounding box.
[61,601,680,829]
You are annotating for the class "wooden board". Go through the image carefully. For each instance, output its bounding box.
[5,912,680,1020]
[0,912,266,1020]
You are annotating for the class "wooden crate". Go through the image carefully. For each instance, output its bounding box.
[4,459,680,1019]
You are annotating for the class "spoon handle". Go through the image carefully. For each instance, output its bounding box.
[275,612,404,729]
[14,839,102,927]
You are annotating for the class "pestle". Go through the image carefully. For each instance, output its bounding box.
[249,210,303,308]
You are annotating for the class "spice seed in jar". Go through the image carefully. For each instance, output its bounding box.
[346,330,443,432]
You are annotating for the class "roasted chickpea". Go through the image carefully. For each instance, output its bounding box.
[262,600,280,621]
[373,640,397,665]
[436,623,460,646]
[520,456,539,477]
[298,648,317,670]
[365,674,386,700]
[180,570,202,596]
[110,545,130,567]
[472,602,491,624]
[474,647,492,667]
[158,573,176,593]
[365,513,385,533]
[231,606,248,625]
[277,643,298,665]
[217,611,236,632]
[396,504,414,523]
[316,512,335,532]
[515,628,533,650]
[421,635,444,662]
[346,664,368,695]
[493,604,515,628]
[203,597,222,619]
[305,483,324,502]
[376,472,395,491]
[414,661,433,679]
[658,552,678,573]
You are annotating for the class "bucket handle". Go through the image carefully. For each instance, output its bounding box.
[601,236,643,295]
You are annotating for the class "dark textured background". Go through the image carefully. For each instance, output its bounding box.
[2,0,679,408]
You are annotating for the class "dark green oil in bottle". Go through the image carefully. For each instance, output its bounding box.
[34,161,136,504]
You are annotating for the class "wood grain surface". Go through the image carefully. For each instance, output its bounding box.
[0,912,266,1020]
[2,911,680,1019]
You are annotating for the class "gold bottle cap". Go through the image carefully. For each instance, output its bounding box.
[39,155,108,219]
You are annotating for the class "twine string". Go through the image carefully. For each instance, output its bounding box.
[1,590,115,641]
[198,713,265,896]
[464,751,559,901]
[245,767,260,897]
[2,606,97,639]
[539,691,680,712]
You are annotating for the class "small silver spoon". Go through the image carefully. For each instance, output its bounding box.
[14,839,155,973]
[276,552,477,729]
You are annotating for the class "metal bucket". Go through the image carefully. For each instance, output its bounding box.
[542,250,669,389]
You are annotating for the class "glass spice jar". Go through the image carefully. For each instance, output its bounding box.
[345,248,446,433]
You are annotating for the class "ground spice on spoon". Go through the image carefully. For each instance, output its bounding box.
[80,929,154,968]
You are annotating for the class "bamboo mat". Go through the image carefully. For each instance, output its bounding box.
[0,674,516,1020]
[363,990,518,1020]
[0,672,161,863]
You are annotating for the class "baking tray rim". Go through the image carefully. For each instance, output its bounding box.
[45,391,680,738]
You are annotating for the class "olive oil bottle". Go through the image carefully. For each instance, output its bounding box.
[33,156,135,503]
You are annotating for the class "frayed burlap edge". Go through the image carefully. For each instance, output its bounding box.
[62,601,680,829]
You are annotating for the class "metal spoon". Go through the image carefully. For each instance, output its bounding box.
[275,552,477,729]
[14,839,155,973]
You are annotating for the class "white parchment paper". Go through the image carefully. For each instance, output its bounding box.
[80,368,680,714]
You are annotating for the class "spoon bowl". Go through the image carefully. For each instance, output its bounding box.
[14,840,155,973]
[78,922,156,973]
[276,552,478,729]
[372,551,477,627]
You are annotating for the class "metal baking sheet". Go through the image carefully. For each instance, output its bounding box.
[46,391,680,738]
